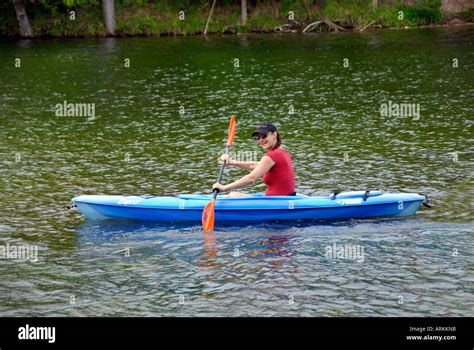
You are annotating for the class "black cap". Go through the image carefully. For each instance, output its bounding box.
[251,122,277,137]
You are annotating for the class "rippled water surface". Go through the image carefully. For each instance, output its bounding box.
[0,27,473,316]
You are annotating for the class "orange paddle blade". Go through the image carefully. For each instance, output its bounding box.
[202,199,216,232]
[226,115,237,147]
[202,115,236,232]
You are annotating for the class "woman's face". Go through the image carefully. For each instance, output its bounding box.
[256,131,277,151]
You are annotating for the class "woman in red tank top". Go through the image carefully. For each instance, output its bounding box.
[212,122,295,197]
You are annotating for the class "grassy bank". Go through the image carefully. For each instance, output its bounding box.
[0,0,473,38]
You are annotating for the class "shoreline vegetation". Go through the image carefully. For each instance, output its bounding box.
[1,1,473,38]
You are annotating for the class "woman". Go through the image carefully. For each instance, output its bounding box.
[212,122,295,197]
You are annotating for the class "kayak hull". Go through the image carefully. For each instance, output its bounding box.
[72,191,426,223]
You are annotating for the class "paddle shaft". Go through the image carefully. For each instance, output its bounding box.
[202,115,236,232]
[212,145,229,200]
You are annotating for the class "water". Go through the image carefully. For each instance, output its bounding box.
[0,27,473,316]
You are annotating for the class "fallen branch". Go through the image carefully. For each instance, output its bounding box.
[303,20,323,33]
[204,0,217,35]
[274,23,291,32]
[358,20,376,32]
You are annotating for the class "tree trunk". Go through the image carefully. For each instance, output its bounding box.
[102,0,116,36]
[12,0,33,38]
[241,0,248,25]
[372,0,378,11]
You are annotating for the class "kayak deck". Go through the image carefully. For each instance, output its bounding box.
[71,191,426,222]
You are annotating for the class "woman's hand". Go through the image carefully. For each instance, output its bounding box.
[213,182,227,192]
[220,154,231,165]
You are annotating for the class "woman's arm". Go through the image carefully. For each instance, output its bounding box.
[214,156,275,192]
[220,154,259,171]
[228,160,259,171]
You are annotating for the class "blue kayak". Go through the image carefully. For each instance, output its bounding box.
[71,190,426,223]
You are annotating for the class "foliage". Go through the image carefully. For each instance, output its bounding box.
[458,9,474,22]
[397,5,442,25]
[367,6,399,27]
[323,0,443,27]
[0,0,466,37]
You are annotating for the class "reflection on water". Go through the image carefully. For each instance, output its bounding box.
[0,27,472,316]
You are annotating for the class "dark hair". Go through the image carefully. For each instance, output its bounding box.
[271,131,281,150]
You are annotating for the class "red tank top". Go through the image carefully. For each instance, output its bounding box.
[263,147,295,196]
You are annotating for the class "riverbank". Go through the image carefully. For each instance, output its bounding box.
[0,1,473,38]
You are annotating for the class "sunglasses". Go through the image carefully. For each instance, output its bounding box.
[254,133,268,141]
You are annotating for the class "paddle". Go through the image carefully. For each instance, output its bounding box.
[202,115,237,232]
